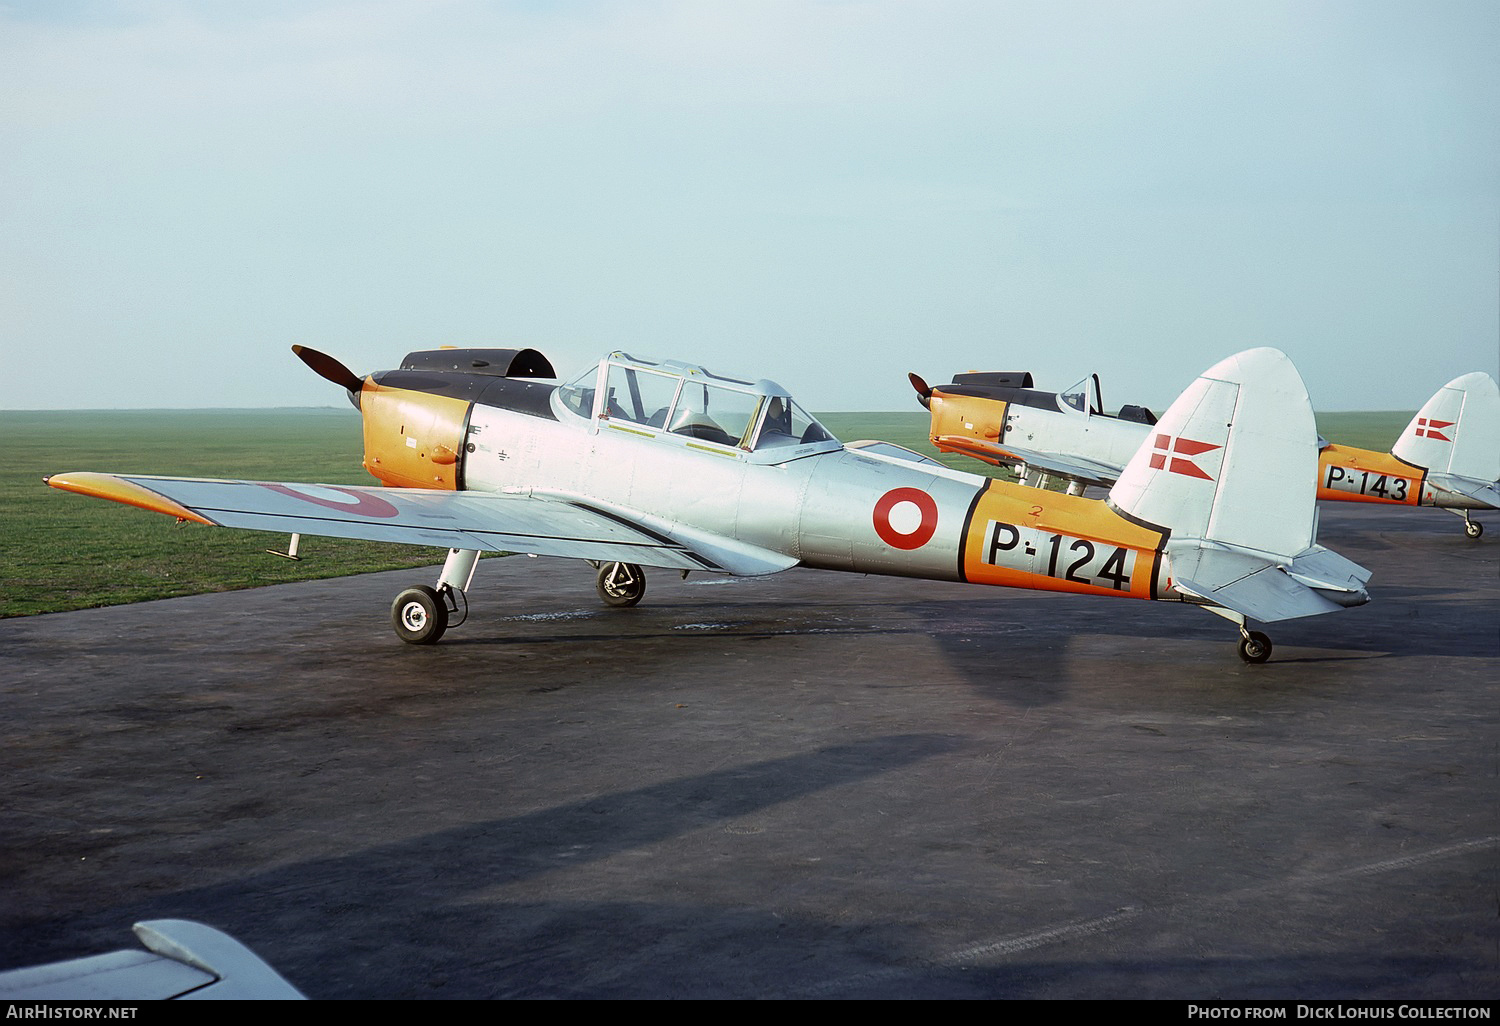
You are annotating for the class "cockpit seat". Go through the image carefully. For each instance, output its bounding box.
[670,412,737,446]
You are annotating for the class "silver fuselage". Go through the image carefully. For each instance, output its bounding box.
[464,403,981,581]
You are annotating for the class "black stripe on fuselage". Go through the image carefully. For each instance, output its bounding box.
[954,480,991,584]
[1104,500,1170,601]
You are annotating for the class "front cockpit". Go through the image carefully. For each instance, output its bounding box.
[553,353,841,463]
[1057,374,1103,416]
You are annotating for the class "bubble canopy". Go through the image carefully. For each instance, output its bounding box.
[553,353,840,462]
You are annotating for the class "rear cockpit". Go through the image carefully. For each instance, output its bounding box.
[553,353,841,463]
[1056,372,1155,423]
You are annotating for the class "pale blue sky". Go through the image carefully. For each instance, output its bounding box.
[2,0,1496,412]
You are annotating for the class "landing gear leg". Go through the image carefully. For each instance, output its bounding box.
[1205,606,1275,663]
[1446,508,1483,539]
[391,548,480,645]
[1237,626,1273,664]
[596,562,646,607]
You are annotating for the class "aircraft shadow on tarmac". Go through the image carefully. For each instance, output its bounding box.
[1,734,963,998]
[6,726,1488,999]
[449,580,1496,666]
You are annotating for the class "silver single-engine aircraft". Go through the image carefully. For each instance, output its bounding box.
[911,364,1500,538]
[47,346,1370,662]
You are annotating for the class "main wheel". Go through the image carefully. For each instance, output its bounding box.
[1237,631,1273,664]
[596,562,646,607]
[391,585,449,644]
[1464,520,1483,539]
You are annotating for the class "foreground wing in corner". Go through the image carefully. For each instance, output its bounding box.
[45,473,797,577]
[0,919,304,1000]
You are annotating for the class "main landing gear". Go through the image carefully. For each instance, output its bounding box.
[596,562,646,607]
[392,585,451,644]
[391,547,478,645]
[388,553,653,644]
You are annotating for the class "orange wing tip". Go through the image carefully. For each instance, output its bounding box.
[45,473,217,526]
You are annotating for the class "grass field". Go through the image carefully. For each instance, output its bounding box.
[2,407,1414,617]
[2,410,453,617]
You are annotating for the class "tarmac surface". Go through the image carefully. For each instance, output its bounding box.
[1,503,1496,999]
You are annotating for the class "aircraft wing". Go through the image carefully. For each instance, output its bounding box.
[45,473,798,577]
[933,436,1123,488]
[0,920,304,1000]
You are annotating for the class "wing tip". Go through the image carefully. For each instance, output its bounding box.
[46,472,217,526]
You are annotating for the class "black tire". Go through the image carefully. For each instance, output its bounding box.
[1237,631,1273,664]
[1464,520,1483,539]
[596,562,646,607]
[391,585,448,644]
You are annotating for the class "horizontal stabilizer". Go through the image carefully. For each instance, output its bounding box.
[1172,545,1369,623]
[1428,473,1500,507]
[1283,545,1373,596]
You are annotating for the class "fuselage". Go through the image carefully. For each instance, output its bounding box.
[359,354,1177,603]
[465,391,1172,600]
[926,388,1489,511]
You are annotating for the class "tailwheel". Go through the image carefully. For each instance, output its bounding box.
[392,585,449,644]
[1464,519,1483,539]
[596,562,646,607]
[1237,630,1273,664]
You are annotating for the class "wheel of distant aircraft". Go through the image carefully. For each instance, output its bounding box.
[596,562,646,607]
[1464,520,1483,539]
[1237,631,1273,664]
[391,585,448,644]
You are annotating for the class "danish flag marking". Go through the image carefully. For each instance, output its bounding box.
[1148,433,1221,481]
[1415,418,1453,442]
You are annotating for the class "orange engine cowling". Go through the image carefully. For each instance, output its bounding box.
[359,379,471,489]
[930,391,1006,446]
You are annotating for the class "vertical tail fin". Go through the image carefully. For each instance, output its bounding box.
[1108,348,1318,559]
[1391,372,1500,486]
[1109,348,1369,623]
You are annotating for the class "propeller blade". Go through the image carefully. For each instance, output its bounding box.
[292,345,364,394]
[908,372,933,408]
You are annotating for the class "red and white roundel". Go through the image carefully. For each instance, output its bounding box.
[873,487,938,550]
[261,483,401,519]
